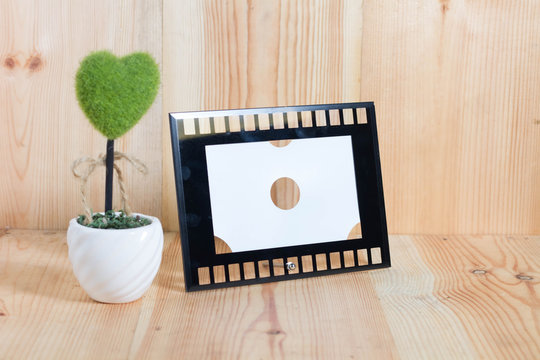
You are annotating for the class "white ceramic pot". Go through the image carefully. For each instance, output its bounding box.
[66,213,163,303]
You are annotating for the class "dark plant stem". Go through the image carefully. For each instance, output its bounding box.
[105,139,115,212]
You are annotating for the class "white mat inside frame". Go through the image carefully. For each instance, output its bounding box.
[205,135,362,252]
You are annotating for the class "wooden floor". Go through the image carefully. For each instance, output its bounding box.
[0,230,538,359]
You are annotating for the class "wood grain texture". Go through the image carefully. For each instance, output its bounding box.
[0,0,162,230]
[412,235,540,359]
[1,1,539,233]
[1,231,538,359]
[360,0,540,234]
[162,0,540,233]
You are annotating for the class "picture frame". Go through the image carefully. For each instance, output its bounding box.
[169,102,390,291]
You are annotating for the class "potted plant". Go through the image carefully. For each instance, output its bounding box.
[67,50,162,303]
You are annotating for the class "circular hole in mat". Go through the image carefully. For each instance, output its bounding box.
[270,177,300,210]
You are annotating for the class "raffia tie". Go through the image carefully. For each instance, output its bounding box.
[71,152,148,222]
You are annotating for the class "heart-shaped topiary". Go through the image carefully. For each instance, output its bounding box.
[75,51,160,139]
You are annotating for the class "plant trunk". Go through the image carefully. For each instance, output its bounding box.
[105,139,114,212]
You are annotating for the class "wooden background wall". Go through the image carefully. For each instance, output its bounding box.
[0,0,162,229]
[1,0,539,234]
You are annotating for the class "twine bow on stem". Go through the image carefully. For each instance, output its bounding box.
[71,152,148,222]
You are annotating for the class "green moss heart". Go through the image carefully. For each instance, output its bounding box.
[75,51,160,139]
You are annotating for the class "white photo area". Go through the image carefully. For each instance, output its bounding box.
[205,135,362,253]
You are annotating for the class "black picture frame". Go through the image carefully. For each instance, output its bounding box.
[169,102,390,291]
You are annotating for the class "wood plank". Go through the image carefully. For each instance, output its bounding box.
[413,235,540,359]
[1,230,538,358]
[0,0,162,230]
[162,0,205,232]
[361,0,540,234]
[368,235,478,359]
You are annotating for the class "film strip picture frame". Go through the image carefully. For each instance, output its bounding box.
[170,102,390,291]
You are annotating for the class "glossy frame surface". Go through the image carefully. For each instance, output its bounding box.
[169,102,390,291]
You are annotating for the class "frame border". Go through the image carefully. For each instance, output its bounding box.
[170,102,390,291]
